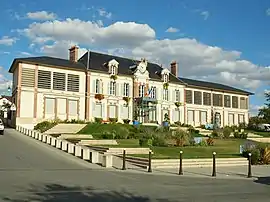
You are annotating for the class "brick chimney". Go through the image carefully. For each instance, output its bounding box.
[170,61,178,77]
[69,46,79,62]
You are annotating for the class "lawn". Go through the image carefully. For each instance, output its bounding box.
[101,138,247,159]
[245,130,270,137]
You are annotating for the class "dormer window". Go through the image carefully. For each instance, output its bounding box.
[164,74,169,83]
[108,59,119,75]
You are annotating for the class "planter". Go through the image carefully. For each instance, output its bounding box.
[133,120,140,126]
[162,121,169,127]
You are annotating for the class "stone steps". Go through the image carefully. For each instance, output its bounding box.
[45,124,86,134]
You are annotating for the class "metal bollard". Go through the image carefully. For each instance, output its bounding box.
[148,151,152,173]
[247,153,252,178]
[122,149,126,170]
[212,152,216,177]
[179,150,183,175]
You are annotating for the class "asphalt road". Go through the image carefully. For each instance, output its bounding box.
[0,128,269,202]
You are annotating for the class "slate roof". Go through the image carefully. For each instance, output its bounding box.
[179,77,254,95]
[78,51,183,84]
[8,51,254,95]
[9,56,86,73]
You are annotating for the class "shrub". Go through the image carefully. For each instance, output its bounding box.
[101,131,115,139]
[109,118,118,123]
[173,128,191,147]
[152,134,168,147]
[94,117,103,123]
[123,119,130,124]
[242,143,270,165]
[197,139,208,146]
[261,147,270,164]
[34,121,57,133]
[211,131,219,138]
[234,132,248,139]
[234,132,241,138]
[223,126,232,139]
[206,137,214,146]
[174,121,182,126]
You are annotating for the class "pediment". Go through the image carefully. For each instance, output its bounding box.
[108,59,119,66]
[161,68,170,75]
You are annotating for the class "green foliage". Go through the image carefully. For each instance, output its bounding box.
[234,132,248,139]
[123,119,130,124]
[197,139,208,147]
[94,117,103,123]
[172,128,191,147]
[174,121,182,126]
[223,126,232,139]
[109,118,118,123]
[242,143,270,165]
[34,121,57,133]
[258,92,270,123]
[206,137,214,146]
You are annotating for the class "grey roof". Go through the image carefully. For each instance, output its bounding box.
[179,77,254,95]
[8,52,254,95]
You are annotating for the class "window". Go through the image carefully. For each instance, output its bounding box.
[95,79,101,94]
[164,74,169,82]
[109,105,117,118]
[124,83,129,97]
[238,114,245,124]
[68,100,78,116]
[149,87,156,99]
[67,74,79,92]
[240,97,247,109]
[94,103,102,118]
[53,72,66,91]
[213,94,223,107]
[185,90,192,104]
[232,96,238,108]
[203,92,211,106]
[45,98,55,114]
[228,113,234,126]
[175,90,180,102]
[200,111,207,124]
[21,68,35,87]
[163,89,169,101]
[224,95,231,108]
[139,85,144,97]
[38,70,51,89]
[109,81,116,95]
[194,91,202,105]
[110,65,116,75]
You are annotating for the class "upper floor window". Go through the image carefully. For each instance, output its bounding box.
[109,81,116,95]
[164,74,169,83]
[194,91,202,105]
[123,83,129,97]
[38,70,51,89]
[67,74,80,92]
[95,79,101,94]
[175,90,180,102]
[110,65,116,75]
[185,90,192,104]
[240,97,247,109]
[139,85,145,97]
[232,96,238,108]
[203,92,211,106]
[163,89,169,101]
[21,68,35,88]
[108,59,119,75]
[150,87,156,99]
[224,95,231,108]
[213,93,223,107]
[53,72,66,91]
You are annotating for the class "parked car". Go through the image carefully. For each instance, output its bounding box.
[0,119,4,135]
[258,123,270,132]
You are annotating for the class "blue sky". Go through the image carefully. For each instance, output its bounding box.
[0,0,269,115]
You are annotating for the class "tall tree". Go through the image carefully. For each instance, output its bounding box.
[258,91,270,123]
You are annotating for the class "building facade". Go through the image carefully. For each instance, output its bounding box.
[9,46,253,129]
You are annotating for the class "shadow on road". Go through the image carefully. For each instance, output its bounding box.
[254,177,270,185]
[2,183,172,202]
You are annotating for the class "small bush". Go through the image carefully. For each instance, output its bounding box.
[223,126,232,139]
[211,131,219,138]
[109,118,118,123]
[152,134,168,147]
[94,117,103,123]
[234,132,248,139]
[101,131,115,139]
[123,119,130,124]
[197,139,208,147]
[174,121,182,126]
[34,121,57,133]
[206,137,214,146]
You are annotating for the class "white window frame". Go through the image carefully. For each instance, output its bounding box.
[139,85,145,97]
[111,65,116,75]
[175,90,180,102]
[150,87,156,99]
[110,81,116,95]
[124,83,129,97]
[163,89,169,101]
[95,79,100,94]
[164,74,169,83]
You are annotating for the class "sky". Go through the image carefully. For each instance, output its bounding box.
[0,0,269,115]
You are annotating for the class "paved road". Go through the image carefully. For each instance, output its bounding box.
[0,129,269,202]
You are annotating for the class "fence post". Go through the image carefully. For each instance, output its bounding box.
[179,150,183,175]
[148,151,152,173]
[122,149,126,170]
[247,153,252,178]
[212,152,216,177]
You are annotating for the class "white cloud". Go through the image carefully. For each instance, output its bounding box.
[165,27,179,33]
[266,8,270,16]
[26,11,57,21]
[249,104,264,116]
[200,11,209,20]
[18,19,270,91]
[97,8,112,19]
[0,36,18,46]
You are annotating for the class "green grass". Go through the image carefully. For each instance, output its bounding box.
[245,130,270,137]
[100,138,246,159]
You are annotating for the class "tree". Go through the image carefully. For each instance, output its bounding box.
[258,91,270,123]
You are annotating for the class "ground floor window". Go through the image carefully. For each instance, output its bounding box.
[121,105,129,119]
[109,105,117,118]
[187,110,194,125]
[173,109,180,122]
[149,109,157,122]
[45,98,55,118]
[228,113,234,126]
[238,114,244,124]
[200,111,207,124]
[94,103,102,118]
[69,100,78,116]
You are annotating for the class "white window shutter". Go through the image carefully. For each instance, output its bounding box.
[92,80,96,93]
[121,83,124,96]
[101,80,104,94]
[172,90,175,102]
